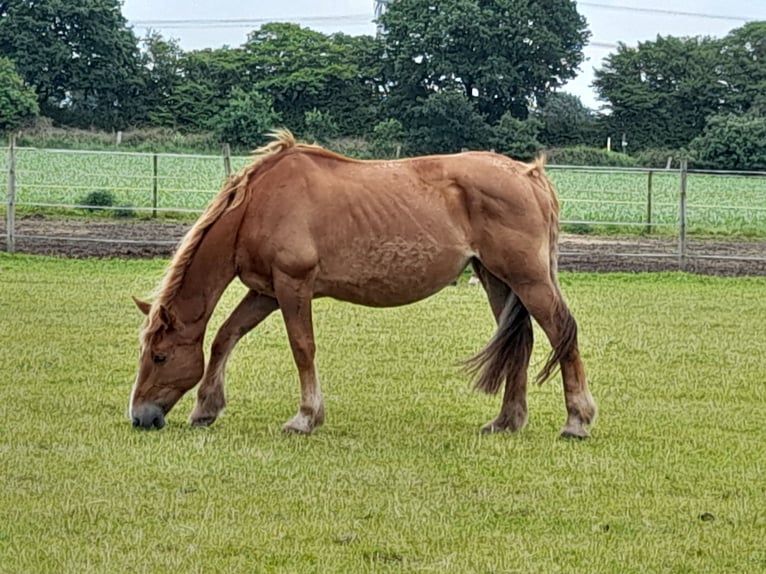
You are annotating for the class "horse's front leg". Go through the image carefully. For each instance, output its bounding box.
[190,291,279,427]
[273,269,324,434]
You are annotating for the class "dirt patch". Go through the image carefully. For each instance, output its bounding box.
[559,234,766,276]
[1,215,765,276]
[1,215,188,259]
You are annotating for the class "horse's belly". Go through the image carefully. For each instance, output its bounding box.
[315,236,472,307]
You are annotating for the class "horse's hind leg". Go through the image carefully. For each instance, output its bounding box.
[190,291,279,427]
[471,261,532,433]
[472,260,509,318]
[510,278,596,438]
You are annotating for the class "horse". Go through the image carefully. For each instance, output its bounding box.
[129,130,596,438]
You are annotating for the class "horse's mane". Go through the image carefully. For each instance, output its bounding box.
[141,129,298,343]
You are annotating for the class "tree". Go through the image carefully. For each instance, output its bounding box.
[717,22,766,116]
[161,47,247,131]
[0,56,38,132]
[371,119,405,158]
[491,113,543,160]
[242,23,378,135]
[303,109,339,143]
[208,88,282,148]
[328,32,385,134]
[0,0,143,129]
[690,113,766,170]
[405,91,491,154]
[379,0,589,124]
[536,92,598,147]
[138,31,187,127]
[593,35,724,150]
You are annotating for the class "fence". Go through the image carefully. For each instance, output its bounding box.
[2,136,766,269]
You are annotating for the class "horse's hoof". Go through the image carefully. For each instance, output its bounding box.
[481,412,527,434]
[190,415,217,427]
[480,422,525,434]
[282,414,315,435]
[282,424,314,435]
[560,425,590,439]
[481,421,510,434]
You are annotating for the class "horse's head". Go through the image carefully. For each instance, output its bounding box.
[129,297,204,430]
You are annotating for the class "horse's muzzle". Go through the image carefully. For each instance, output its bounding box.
[131,403,166,430]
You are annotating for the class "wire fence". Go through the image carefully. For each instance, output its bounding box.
[2,136,766,268]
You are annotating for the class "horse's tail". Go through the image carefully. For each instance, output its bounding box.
[466,293,534,395]
[468,154,576,391]
[524,154,579,385]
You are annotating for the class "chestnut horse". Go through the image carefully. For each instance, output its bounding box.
[129,130,596,438]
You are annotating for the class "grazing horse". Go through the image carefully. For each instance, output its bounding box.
[129,130,596,438]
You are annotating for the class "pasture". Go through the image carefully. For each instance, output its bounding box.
[1,254,765,572]
[3,147,766,237]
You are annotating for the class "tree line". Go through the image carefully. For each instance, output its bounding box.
[1,0,765,169]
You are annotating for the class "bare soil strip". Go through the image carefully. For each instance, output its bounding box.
[2,215,765,276]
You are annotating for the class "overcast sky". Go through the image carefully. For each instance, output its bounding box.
[122,0,766,110]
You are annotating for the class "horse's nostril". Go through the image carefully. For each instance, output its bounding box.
[132,416,141,428]
[153,415,166,430]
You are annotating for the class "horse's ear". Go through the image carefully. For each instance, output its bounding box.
[157,304,177,330]
[132,296,152,316]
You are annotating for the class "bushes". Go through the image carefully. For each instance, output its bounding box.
[325,137,374,159]
[371,119,405,158]
[690,113,766,171]
[545,146,639,167]
[303,109,339,144]
[633,148,690,169]
[79,189,135,218]
[16,118,221,153]
[207,89,282,149]
[80,190,115,212]
[491,113,543,160]
[113,204,136,219]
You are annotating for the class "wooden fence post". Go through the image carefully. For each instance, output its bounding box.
[6,134,16,253]
[152,153,158,218]
[222,143,232,177]
[679,159,688,270]
[646,170,653,235]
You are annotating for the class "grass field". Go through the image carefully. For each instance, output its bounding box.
[1,254,765,573]
[1,147,765,237]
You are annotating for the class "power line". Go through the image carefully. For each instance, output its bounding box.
[128,3,760,30]
[591,41,620,50]
[129,14,373,30]
[579,2,757,23]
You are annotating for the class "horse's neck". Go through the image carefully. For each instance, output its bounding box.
[169,210,242,340]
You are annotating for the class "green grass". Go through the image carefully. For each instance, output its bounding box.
[1,255,765,573]
[1,148,765,236]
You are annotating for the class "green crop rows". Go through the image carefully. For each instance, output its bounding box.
[549,168,766,236]
[4,148,252,212]
[2,148,765,237]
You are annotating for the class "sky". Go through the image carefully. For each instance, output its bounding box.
[121,0,766,110]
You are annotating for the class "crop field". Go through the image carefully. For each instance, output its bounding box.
[2,147,766,237]
[1,254,765,572]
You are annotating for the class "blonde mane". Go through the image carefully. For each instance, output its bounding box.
[141,129,297,343]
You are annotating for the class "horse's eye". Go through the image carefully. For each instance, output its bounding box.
[152,354,167,365]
